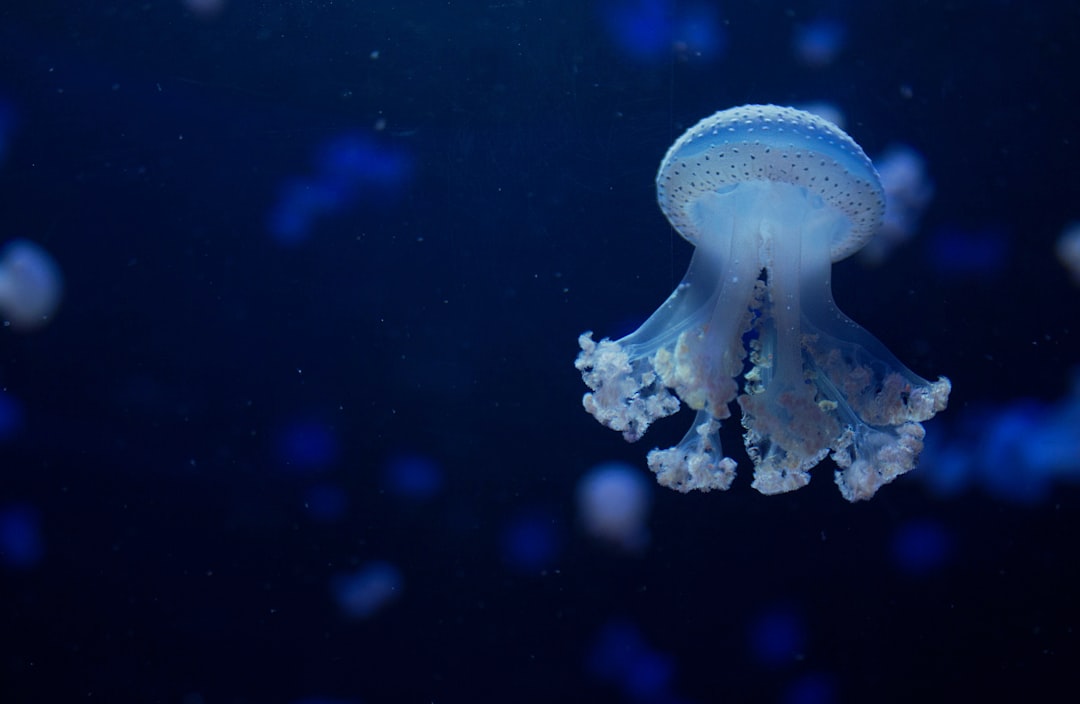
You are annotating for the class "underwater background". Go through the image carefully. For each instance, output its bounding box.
[2,1,1079,702]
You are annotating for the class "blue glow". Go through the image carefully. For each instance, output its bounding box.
[891,518,952,576]
[603,0,672,61]
[748,605,805,666]
[0,504,44,569]
[268,133,411,245]
[381,453,444,501]
[929,226,1009,278]
[275,418,339,472]
[600,1,725,63]
[331,561,402,619]
[0,390,25,442]
[920,372,1080,503]
[782,672,837,704]
[586,620,679,702]
[500,508,561,573]
[793,19,847,67]
[673,5,725,60]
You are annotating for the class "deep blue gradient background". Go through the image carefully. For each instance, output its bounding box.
[2,2,1079,702]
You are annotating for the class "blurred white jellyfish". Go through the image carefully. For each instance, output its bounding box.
[576,461,652,553]
[1056,222,1080,284]
[796,101,846,130]
[861,145,934,265]
[576,105,951,501]
[0,239,63,331]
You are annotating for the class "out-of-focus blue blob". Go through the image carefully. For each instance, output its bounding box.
[793,19,847,68]
[267,133,412,246]
[586,619,679,703]
[183,0,227,20]
[0,239,64,331]
[920,373,1080,503]
[748,605,805,666]
[928,225,1009,278]
[600,1,724,63]
[303,482,348,523]
[919,431,975,497]
[0,390,26,442]
[891,518,952,576]
[601,0,673,61]
[671,4,726,62]
[978,402,1053,503]
[576,461,652,553]
[0,504,44,570]
[782,672,837,704]
[331,561,402,619]
[499,508,562,573]
[862,145,934,265]
[922,405,1049,503]
[1056,222,1080,284]
[275,418,339,473]
[316,135,411,186]
[381,453,444,501]
[267,179,347,245]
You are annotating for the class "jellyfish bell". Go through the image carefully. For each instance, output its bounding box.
[0,239,63,331]
[576,105,951,501]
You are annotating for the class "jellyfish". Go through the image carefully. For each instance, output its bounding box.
[576,105,951,501]
[0,239,63,331]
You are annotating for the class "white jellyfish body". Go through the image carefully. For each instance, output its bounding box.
[0,239,62,331]
[576,105,951,501]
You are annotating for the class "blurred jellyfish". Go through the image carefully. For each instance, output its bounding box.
[796,101,845,130]
[928,225,1008,279]
[601,0,674,61]
[0,239,63,331]
[599,0,725,63]
[782,672,837,704]
[920,370,1080,503]
[268,133,411,245]
[671,3,726,61]
[0,390,25,442]
[748,604,805,666]
[576,105,951,501]
[274,417,339,473]
[183,0,227,20]
[0,504,44,570]
[586,619,681,703]
[499,507,562,573]
[860,145,934,265]
[890,517,952,576]
[332,561,402,619]
[793,19,847,68]
[1056,222,1080,284]
[576,461,652,553]
[381,453,444,502]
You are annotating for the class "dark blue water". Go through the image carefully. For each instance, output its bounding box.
[2,2,1079,702]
